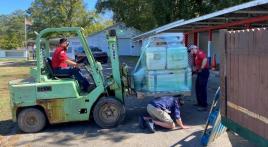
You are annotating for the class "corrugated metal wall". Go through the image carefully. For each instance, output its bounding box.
[199,31,221,63]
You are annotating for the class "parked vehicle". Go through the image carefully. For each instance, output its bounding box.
[75,46,108,64]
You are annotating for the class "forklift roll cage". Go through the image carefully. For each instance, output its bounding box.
[35,27,124,102]
[36,27,102,85]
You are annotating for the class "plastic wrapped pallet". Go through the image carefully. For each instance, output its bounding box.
[133,68,145,91]
[145,47,166,70]
[167,47,188,69]
[132,33,192,96]
[146,69,191,92]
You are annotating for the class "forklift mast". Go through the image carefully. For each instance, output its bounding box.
[107,30,124,102]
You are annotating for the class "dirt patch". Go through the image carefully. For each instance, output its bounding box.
[0,134,20,147]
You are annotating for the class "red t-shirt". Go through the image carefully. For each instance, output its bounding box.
[52,47,68,69]
[194,49,209,70]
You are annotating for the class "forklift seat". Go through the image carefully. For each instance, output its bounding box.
[46,58,70,78]
[46,58,96,92]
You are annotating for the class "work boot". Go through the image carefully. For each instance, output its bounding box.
[145,119,155,133]
[138,116,146,129]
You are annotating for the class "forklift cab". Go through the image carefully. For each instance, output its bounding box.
[44,55,97,93]
[31,28,104,93]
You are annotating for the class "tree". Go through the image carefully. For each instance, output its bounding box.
[0,0,113,49]
[96,0,157,32]
[27,0,91,28]
[84,20,113,35]
[0,10,25,49]
[26,0,93,37]
[27,0,113,38]
[96,0,250,32]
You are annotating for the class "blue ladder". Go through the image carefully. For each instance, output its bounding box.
[201,87,227,146]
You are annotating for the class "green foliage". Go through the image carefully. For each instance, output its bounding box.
[96,0,250,32]
[27,0,113,38]
[0,0,113,49]
[84,20,113,35]
[0,10,25,49]
[0,0,251,49]
[27,0,92,30]
[96,0,157,31]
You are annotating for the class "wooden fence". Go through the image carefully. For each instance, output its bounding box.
[220,28,268,146]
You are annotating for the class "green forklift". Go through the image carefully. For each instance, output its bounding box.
[9,27,129,133]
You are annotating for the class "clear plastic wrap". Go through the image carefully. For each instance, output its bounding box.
[133,33,192,95]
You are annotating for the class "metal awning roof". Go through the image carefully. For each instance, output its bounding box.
[133,0,268,41]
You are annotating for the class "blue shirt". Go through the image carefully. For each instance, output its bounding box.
[150,96,181,119]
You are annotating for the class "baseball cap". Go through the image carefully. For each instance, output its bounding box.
[188,45,198,50]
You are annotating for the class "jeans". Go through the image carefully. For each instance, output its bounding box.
[195,68,210,107]
[53,67,89,90]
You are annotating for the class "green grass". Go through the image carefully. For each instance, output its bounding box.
[0,60,31,136]
[0,64,30,121]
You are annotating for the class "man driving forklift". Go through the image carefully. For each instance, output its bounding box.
[52,38,90,91]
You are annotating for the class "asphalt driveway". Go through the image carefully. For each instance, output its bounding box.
[0,57,255,147]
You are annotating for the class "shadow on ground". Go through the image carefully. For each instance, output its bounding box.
[227,131,257,147]
[170,131,203,147]
[0,120,17,135]
[3,95,211,147]
[13,108,147,146]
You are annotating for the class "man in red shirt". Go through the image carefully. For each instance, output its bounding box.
[52,38,89,91]
[189,45,210,111]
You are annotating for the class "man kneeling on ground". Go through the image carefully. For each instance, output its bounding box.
[140,96,189,133]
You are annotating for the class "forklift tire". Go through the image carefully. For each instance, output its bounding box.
[17,108,46,133]
[93,97,125,128]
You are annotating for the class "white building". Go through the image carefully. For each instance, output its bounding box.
[69,23,141,56]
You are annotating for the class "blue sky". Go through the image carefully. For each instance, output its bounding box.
[0,0,98,14]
